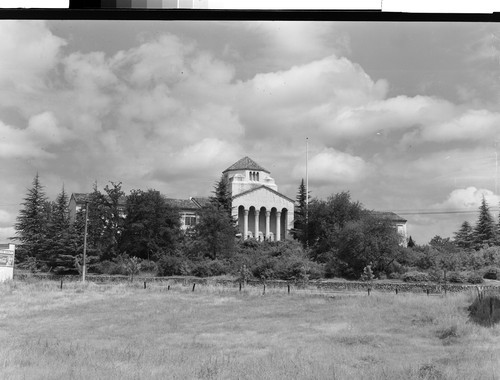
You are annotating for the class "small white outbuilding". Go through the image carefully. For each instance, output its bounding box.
[0,244,15,282]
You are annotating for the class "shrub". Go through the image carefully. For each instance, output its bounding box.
[157,256,187,276]
[388,272,401,280]
[466,272,484,284]
[483,266,500,280]
[446,271,466,283]
[468,295,500,326]
[402,271,430,282]
[92,260,126,275]
[191,260,228,277]
[139,260,158,273]
[427,268,443,282]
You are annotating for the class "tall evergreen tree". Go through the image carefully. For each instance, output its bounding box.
[407,236,416,248]
[210,175,232,217]
[474,196,496,247]
[43,186,80,273]
[453,221,474,250]
[292,179,309,245]
[13,174,49,264]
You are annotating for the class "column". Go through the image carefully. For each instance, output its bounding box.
[243,209,249,240]
[265,211,271,240]
[254,209,260,240]
[276,211,281,241]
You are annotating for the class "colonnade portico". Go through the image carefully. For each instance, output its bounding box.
[237,205,287,241]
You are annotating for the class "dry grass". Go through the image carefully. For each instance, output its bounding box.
[0,280,499,379]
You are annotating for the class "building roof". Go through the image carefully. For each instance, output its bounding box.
[71,193,90,203]
[70,192,127,206]
[165,197,211,210]
[223,156,270,174]
[370,211,407,223]
[232,185,294,203]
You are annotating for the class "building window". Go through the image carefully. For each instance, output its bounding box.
[184,216,197,226]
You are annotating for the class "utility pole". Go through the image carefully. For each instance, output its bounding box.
[82,200,89,283]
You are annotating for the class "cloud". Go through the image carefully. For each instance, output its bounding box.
[292,148,371,185]
[415,109,500,143]
[0,210,11,225]
[0,112,71,159]
[243,22,349,70]
[0,21,65,92]
[239,55,388,143]
[0,227,15,243]
[433,187,500,211]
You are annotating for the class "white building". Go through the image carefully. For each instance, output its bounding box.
[223,156,294,241]
[0,243,15,282]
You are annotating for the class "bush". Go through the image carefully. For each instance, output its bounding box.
[483,266,500,280]
[139,260,158,273]
[466,272,484,284]
[92,260,126,275]
[402,271,430,282]
[157,256,189,276]
[446,271,466,283]
[191,260,228,277]
[388,272,401,280]
[427,268,443,282]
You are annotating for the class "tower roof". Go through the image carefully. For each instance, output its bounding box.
[223,156,270,174]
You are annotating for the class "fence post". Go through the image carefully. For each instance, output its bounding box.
[192,283,196,292]
[287,283,290,294]
[60,278,63,290]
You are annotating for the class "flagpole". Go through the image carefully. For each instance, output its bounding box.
[306,137,309,223]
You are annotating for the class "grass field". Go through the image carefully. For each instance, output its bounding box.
[0,281,499,380]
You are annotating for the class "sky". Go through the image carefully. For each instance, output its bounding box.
[2,19,500,244]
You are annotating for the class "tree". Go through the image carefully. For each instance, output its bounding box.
[84,182,126,261]
[407,236,416,248]
[210,175,233,216]
[120,189,181,261]
[292,179,310,246]
[474,196,496,247]
[43,186,80,274]
[191,204,238,260]
[307,191,365,262]
[454,221,474,250]
[335,214,403,279]
[13,174,49,265]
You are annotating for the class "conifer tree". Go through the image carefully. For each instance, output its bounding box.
[292,179,309,246]
[474,196,496,247]
[453,221,474,250]
[43,186,80,273]
[13,174,49,264]
[407,235,416,248]
[210,175,232,217]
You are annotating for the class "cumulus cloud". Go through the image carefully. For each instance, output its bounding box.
[0,112,71,159]
[0,21,65,92]
[0,210,11,225]
[292,148,371,185]
[433,187,500,210]
[0,227,15,243]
